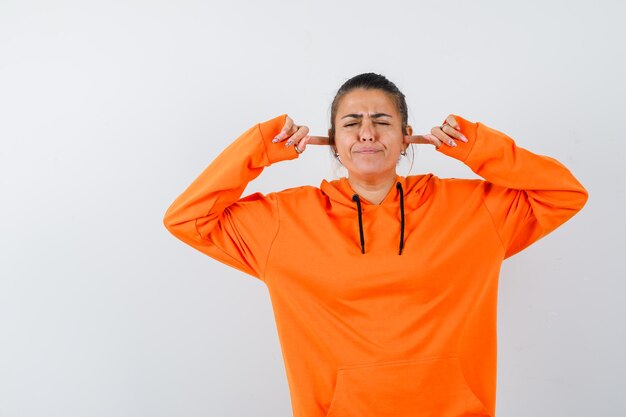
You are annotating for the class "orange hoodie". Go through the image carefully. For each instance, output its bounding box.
[163,114,588,417]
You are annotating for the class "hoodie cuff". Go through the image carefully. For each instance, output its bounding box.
[258,114,301,164]
[435,114,478,163]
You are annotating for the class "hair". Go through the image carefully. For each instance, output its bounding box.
[328,72,413,171]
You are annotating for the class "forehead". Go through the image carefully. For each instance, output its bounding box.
[337,88,397,114]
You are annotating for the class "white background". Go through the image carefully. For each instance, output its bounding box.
[1,0,624,416]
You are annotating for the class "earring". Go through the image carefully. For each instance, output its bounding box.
[400,149,407,156]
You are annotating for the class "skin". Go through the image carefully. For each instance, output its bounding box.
[272,88,468,205]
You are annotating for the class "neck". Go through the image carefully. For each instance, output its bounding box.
[347,171,398,205]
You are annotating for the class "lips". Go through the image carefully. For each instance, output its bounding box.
[354,147,382,154]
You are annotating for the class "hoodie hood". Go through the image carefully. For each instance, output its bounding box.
[320,174,433,255]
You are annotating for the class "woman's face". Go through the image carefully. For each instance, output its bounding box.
[332,88,410,180]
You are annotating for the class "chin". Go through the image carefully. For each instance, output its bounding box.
[347,164,394,178]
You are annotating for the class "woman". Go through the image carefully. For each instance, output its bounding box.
[163,73,588,417]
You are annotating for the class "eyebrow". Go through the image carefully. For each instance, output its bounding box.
[341,113,393,120]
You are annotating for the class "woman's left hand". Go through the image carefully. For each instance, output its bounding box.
[404,115,468,149]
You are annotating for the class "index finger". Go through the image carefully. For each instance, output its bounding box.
[304,135,330,145]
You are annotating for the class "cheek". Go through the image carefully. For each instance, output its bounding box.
[334,135,352,151]
[390,135,406,149]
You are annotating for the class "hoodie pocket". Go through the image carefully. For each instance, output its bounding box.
[325,354,491,417]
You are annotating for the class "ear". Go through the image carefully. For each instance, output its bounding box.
[328,128,337,153]
[403,125,413,152]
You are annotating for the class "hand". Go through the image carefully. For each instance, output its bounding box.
[272,115,329,153]
[403,115,468,149]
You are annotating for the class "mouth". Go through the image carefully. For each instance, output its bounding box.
[354,148,382,154]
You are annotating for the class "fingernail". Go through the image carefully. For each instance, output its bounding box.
[450,140,457,147]
[272,138,279,143]
[460,134,468,142]
[285,140,292,147]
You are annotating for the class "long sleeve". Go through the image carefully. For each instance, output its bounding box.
[437,115,589,259]
[163,114,298,281]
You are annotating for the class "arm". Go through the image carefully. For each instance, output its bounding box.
[163,114,299,281]
[437,115,589,259]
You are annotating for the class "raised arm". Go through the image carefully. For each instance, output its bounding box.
[163,114,299,281]
[436,115,588,259]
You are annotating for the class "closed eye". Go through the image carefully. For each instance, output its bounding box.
[344,122,390,127]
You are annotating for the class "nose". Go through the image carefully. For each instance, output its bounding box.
[359,119,375,142]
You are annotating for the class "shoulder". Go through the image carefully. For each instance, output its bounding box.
[404,173,487,201]
[431,175,484,188]
[404,173,484,189]
[267,184,323,202]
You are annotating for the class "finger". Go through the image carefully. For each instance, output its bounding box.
[404,134,431,145]
[405,134,443,148]
[273,116,295,142]
[304,135,330,145]
[443,116,467,142]
[285,125,309,147]
[298,135,311,152]
[445,115,460,130]
[442,123,468,142]
[431,126,457,147]
[292,134,330,153]
[441,124,468,143]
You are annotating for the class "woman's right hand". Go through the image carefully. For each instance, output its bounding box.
[271,115,329,153]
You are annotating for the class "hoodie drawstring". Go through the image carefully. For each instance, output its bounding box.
[351,181,405,255]
[397,182,405,255]
[352,194,365,254]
